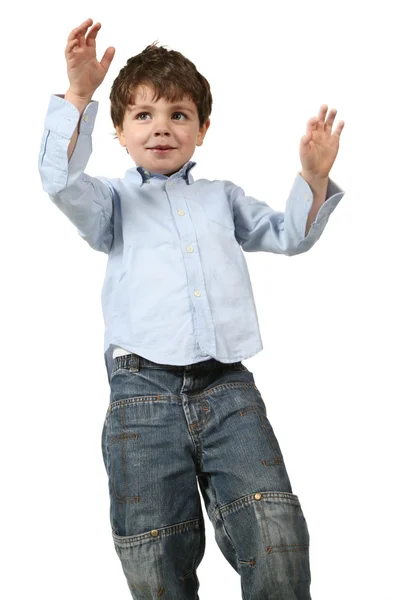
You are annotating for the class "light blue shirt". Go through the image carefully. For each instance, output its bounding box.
[38,94,345,383]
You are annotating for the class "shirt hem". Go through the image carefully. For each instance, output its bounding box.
[107,340,263,364]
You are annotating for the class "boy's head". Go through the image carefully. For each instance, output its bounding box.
[110,42,212,177]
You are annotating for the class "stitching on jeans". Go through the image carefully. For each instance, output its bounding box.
[108,394,178,413]
[216,491,301,517]
[187,381,257,401]
[112,517,203,545]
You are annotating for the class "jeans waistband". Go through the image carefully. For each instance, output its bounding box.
[113,352,245,373]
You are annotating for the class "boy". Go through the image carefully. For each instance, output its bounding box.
[38,18,345,600]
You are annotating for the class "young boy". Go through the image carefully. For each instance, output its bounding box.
[38,18,345,600]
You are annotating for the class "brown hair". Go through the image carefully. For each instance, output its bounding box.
[109,41,212,135]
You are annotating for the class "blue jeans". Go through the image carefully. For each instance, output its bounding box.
[101,353,311,599]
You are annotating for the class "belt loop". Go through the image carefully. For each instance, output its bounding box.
[130,353,140,373]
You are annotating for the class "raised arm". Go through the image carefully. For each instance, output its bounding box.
[38,19,117,254]
[229,104,345,255]
[64,18,115,159]
[227,174,345,255]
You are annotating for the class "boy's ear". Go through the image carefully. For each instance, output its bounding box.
[197,119,210,146]
[115,126,126,147]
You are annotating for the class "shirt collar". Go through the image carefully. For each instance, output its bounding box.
[125,160,197,187]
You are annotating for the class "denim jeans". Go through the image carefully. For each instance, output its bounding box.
[101,352,311,599]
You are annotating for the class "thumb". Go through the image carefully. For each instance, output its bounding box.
[301,130,311,146]
[100,47,116,73]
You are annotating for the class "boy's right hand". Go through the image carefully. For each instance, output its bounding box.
[65,18,115,99]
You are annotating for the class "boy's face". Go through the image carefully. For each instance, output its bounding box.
[116,85,210,177]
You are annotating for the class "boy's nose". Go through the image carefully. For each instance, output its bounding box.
[153,124,171,135]
[152,117,173,132]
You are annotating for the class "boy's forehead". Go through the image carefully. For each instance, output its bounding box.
[128,85,195,110]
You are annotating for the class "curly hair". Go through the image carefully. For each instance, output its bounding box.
[109,41,212,135]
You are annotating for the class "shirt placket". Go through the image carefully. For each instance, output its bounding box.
[165,175,216,356]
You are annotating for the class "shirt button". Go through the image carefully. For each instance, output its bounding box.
[168,182,174,187]
[194,290,201,297]
[83,114,89,123]
[150,529,159,537]
[144,170,150,175]
[305,193,310,201]
[254,493,262,501]
[177,209,185,216]
[187,245,194,253]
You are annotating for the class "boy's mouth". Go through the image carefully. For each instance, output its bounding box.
[149,147,175,154]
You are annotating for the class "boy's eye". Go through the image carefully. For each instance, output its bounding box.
[135,112,186,121]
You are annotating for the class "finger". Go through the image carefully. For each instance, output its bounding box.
[324,108,337,131]
[301,130,312,146]
[86,22,102,46]
[308,116,319,127]
[67,18,93,43]
[65,38,80,55]
[318,104,328,119]
[333,120,345,139]
[316,105,328,131]
[100,47,116,72]
[306,116,319,137]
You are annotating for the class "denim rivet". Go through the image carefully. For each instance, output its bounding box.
[254,493,262,501]
[151,529,159,537]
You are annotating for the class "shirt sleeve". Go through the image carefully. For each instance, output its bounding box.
[227,173,345,255]
[38,94,114,254]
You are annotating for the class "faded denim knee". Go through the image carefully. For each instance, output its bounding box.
[212,490,311,600]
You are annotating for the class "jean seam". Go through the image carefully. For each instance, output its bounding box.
[211,487,239,566]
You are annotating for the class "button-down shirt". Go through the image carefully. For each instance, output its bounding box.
[38,94,345,383]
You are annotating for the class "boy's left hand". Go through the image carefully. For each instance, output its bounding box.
[299,105,345,180]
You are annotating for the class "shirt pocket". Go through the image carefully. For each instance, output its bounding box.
[198,191,235,231]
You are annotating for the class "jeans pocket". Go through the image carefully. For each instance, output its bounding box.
[112,519,205,597]
[260,493,310,555]
[109,430,140,504]
[221,492,311,591]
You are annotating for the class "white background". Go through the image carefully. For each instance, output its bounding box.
[1,0,394,598]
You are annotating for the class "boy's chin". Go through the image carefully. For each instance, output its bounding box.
[138,158,191,177]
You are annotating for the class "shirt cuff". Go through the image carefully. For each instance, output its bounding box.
[290,172,345,252]
[44,94,99,138]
